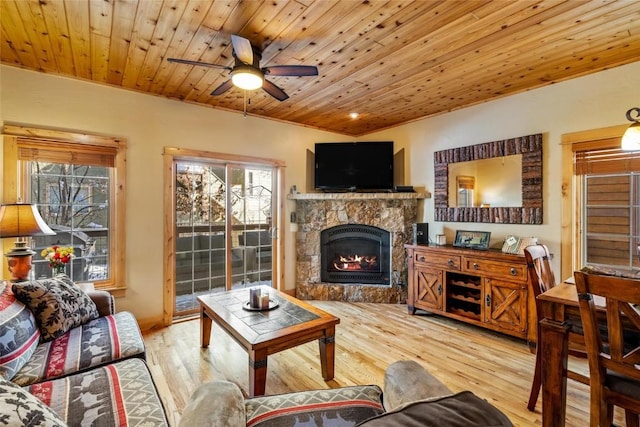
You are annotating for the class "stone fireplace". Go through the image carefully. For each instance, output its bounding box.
[288,192,429,302]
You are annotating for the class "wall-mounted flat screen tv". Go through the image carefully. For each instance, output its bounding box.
[314,141,394,191]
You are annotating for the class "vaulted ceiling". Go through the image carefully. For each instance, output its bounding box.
[2,0,640,136]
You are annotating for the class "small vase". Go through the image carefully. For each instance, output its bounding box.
[51,265,66,277]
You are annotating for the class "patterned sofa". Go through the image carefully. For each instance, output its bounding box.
[0,275,168,426]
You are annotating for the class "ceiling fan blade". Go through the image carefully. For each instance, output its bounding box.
[262,79,289,101]
[167,57,231,70]
[231,34,254,65]
[211,79,234,96]
[263,65,319,77]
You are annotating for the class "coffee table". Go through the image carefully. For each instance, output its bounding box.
[198,286,340,396]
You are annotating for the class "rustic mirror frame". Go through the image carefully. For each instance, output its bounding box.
[434,133,543,224]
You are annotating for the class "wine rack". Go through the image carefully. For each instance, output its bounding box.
[446,272,481,320]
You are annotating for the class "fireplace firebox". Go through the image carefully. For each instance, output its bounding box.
[320,224,391,285]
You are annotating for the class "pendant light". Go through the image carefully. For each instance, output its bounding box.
[621,107,640,151]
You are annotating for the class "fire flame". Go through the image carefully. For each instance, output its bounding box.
[332,254,378,271]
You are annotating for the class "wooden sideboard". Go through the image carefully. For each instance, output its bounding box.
[405,244,536,342]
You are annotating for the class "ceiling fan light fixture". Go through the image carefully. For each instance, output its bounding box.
[622,107,640,151]
[231,66,264,91]
[168,35,316,101]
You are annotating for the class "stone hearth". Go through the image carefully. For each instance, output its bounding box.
[288,192,429,302]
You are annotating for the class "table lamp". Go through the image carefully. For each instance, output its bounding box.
[0,203,55,282]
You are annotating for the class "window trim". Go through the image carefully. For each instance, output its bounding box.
[2,124,127,294]
[560,124,629,280]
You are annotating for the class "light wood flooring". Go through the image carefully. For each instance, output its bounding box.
[143,301,625,427]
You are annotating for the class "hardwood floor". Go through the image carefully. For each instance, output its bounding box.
[143,301,623,426]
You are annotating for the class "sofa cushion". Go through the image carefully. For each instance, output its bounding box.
[11,311,146,387]
[12,275,99,342]
[0,284,41,381]
[358,391,513,427]
[0,377,66,427]
[245,385,384,427]
[26,358,168,426]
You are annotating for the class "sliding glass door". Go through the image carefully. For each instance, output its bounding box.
[174,160,275,316]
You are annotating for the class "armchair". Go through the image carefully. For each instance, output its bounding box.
[179,360,512,426]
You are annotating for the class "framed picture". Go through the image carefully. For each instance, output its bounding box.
[453,230,491,250]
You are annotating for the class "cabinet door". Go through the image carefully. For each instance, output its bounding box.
[483,278,527,334]
[413,266,444,311]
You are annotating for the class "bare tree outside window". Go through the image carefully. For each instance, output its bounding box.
[175,164,228,226]
[29,162,110,281]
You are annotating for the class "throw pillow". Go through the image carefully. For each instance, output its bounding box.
[12,275,99,342]
[0,377,67,426]
[245,385,384,427]
[0,285,41,380]
[358,391,513,427]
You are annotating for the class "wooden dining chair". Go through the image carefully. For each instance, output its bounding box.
[524,244,589,411]
[574,271,640,427]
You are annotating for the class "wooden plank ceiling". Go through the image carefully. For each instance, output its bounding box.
[2,0,640,136]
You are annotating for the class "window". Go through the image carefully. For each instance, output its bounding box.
[456,176,475,207]
[30,163,111,282]
[582,173,639,268]
[561,126,639,278]
[2,125,126,293]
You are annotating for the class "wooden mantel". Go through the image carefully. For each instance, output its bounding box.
[287,192,430,201]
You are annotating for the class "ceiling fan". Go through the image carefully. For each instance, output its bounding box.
[167,34,318,101]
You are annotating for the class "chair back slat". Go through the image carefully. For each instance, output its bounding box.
[607,301,625,360]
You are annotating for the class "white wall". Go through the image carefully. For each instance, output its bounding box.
[366,60,640,275]
[2,60,639,321]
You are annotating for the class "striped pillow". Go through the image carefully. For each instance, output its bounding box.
[0,283,41,380]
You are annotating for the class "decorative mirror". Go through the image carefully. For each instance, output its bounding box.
[434,133,543,224]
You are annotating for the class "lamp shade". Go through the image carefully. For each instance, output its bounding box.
[0,203,55,238]
[621,122,640,151]
[621,107,640,151]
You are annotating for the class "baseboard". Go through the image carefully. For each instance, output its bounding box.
[280,287,296,297]
[137,315,167,332]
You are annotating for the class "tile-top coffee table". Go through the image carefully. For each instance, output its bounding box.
[198,286,340,396]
